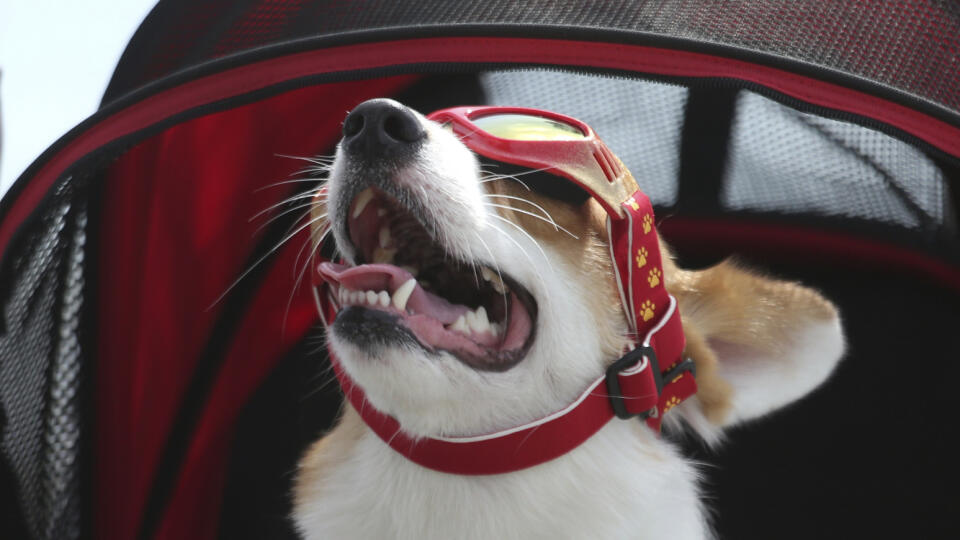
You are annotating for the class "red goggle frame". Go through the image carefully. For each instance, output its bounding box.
[425,106,638,218]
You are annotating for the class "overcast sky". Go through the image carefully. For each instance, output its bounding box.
[0,1,157,196]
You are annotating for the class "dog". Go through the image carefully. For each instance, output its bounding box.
[292,99,845,539]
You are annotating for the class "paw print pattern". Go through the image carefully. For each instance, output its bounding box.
[663,395,681,413]
[640,300,655,322]
[635,247,648,269]
[647,268,661,288]
[625,196,640,211]
[642,214,653,234]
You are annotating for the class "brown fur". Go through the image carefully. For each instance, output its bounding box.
[485,179,836,426]
[294,404,365,510]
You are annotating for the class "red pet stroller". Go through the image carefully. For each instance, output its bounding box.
[1,1,958,539]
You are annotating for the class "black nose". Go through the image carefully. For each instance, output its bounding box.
[342,99,426,160]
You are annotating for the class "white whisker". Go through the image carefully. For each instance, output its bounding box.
[253,202,323,234]
[208,213,328,309]
[249,191,325,221]
[254,177,328,193]
[481,199,579,239]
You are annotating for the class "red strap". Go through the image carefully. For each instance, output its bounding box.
[607,190,696,430]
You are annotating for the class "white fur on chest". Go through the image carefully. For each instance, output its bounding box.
[294,420,710,540]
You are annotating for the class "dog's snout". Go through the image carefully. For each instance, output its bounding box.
[342,99,426,159]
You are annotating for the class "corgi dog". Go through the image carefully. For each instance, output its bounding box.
[292,99,845,539]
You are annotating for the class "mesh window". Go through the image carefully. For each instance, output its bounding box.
[723,91,950,231]
[0,182,87,540]
[481,70,687,206]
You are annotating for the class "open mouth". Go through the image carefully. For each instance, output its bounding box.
[319,187,538,370]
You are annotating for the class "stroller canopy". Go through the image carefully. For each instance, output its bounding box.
[1,2,958,539]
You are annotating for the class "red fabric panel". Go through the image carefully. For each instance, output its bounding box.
[96,76,416,540]
[154,228,318,540]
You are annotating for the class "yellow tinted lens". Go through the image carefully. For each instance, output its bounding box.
[473,113,585,141]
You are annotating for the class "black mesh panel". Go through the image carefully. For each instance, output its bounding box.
[0,182,87,540]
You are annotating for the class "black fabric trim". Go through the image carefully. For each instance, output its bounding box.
[135,178,325,540]
[676,88,739,214]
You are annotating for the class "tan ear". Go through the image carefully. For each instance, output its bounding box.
[667,259,845,430]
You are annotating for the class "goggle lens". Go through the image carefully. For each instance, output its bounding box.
[472,113,586,141]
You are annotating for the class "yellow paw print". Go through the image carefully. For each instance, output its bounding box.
[642,214,653,234]
[635,247,648,269]
[647,267,661,288]
[625,196,640,211]
[663,395,681,413]
[640,300,655,322]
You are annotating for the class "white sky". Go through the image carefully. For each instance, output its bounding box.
[0,0,158,196]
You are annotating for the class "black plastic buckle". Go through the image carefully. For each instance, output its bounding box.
[605,345,660,420]
[662,356,697,385]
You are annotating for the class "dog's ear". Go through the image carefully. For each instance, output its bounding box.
[668,260,845,433]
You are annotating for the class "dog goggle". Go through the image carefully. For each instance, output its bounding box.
[426,106,638,218]
[313,105,696,475]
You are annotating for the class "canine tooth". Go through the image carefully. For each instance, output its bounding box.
[378,291,390,307]
[400,265,419,277]
[481,266,507,294]
[379,226,391,248]
[366,291,378,304]
[392,279,416,311]
[351,189,374,218]
[451,315,469,334]
[490,322,501,337]
[372,247,397,264]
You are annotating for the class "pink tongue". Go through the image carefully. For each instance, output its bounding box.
[318,262,469,324]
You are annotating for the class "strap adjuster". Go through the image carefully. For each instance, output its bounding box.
[605,347,698,420]
[605,345,660,420]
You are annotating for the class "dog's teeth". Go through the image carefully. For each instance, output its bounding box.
[465,306,489,334]
[481,266,507,294]
[490,322,501,338]
[372,247,397,264]
[377,291,390,307]
[475,306,490,333]
[400,265,419,277]
[451,314,469,334]
[351,188,375,218]
[339,287,349,305]
[365,291,378,305]
[379,226,391,248]
[392,279,416,311]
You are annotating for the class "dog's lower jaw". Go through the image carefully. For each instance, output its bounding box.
[293,408,713,540]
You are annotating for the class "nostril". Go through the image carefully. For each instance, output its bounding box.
[383,112,423,143]
[343,112,364,138]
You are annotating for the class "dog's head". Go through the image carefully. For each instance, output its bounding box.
[311,98,844,441]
